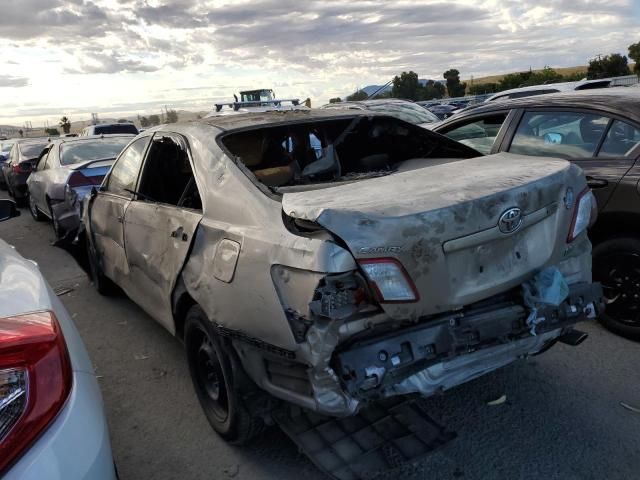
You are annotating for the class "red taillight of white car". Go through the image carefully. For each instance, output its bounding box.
[567,187,597,243]
[0,311,72,473]
[358,258,419,303]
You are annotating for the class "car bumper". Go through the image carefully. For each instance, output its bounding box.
[4,371,117,480]
[51,187,92,239]
[241,281,603,417]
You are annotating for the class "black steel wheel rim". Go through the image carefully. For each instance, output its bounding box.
[594,251,640,326]
[194,331,229,422]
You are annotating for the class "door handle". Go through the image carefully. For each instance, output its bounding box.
[586,176,608,189]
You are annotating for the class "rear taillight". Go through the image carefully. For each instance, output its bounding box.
[0,311,72,473]
[12,163,31,174]
[567,187,596,243]
[67,171,104,188]
[358,258,419,303]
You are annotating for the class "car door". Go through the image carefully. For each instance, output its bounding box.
[500,109,638,209]
[122,133,203,333]
[89,135,151,286]
[29,145,53,211]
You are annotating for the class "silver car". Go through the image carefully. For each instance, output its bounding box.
[27,135,133,241]
[84,111,602,454]
[0,199,116,479]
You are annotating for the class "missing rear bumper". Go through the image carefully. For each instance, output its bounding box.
[334,282,603,400]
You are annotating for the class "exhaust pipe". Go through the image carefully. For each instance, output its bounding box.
[558,329,589,346]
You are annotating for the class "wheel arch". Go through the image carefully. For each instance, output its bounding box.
[589,211,640,245]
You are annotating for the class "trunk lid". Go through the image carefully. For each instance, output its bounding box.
[282,153,585,320]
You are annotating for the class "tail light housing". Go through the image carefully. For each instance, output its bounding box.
[67,171,104,188]
[0,311,72,474]
[358,258,419,303]
[567,187,596,243]
[12,163,31,174]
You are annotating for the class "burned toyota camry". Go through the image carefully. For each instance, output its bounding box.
[84,110,603,445]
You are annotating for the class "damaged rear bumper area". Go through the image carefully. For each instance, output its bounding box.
[242,282,603,417]
[335,282,602,400]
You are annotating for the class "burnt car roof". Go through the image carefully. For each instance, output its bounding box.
[199,108,374,131]
[452,88,640,125]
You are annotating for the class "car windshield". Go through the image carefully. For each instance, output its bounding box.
[19,141,47,158]
[60,137,131,165]
[1,142,14,154]
[366,103,439,124]
[93,124,138,135]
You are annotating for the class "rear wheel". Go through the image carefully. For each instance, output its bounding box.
[184,305,264,444]
[86,238,117,295]
[593,237,640,341]
[28,194,46,221]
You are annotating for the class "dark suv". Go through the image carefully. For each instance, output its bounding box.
[435,88,640,340]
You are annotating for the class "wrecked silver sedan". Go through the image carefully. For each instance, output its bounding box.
[84,110,603,446]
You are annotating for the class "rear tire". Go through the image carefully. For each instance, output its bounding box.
[86,238,117,295]
[28,194,46,221]
[184,305,264,445]
[593,237,640,341]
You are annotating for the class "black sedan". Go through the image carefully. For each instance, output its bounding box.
[2,138,49,204]
[434,88,640,340]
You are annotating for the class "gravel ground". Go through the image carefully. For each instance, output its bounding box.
[1,195,639,480]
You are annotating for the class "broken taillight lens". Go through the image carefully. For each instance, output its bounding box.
[567,187,596,243]
[0,311,72,474]
[358,258,419,303]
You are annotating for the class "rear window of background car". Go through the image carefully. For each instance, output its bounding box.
[60,138,131,166]
[18,142,48,159]
[94,124,139,135]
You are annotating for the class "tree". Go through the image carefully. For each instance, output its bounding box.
[587,54,630,79]
[629,41,640,75]
[59,116,71,134]
[148,114,161,126]
[166,109,178,123]
[391,71,422,100]
[139,116,150,127]
[422,80,445,100]
[468,82,500,95]
[18,129,23,137]
[45,128,60,136]
[443,69,466,98]
[346,89,368,101]
[329,97,342,103]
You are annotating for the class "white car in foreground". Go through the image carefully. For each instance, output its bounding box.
[0,199,116,479]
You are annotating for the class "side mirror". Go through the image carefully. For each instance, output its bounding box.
[544,132,564,145]
[0,199,20,222]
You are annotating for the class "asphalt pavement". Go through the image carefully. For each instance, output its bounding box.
[1,194,639,480]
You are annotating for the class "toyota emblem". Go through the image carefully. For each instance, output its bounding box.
[498,207,523,234]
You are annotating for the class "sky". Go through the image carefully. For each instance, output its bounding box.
[0,0,638,127]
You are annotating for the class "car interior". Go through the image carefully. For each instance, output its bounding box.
[221,116,478,190]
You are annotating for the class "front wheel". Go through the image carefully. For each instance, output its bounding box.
[593,237,640,341]
[184,305,264,444]
[28,194,46,221]
[86,238,117,295]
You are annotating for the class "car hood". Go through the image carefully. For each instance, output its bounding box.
[283,153,585,319]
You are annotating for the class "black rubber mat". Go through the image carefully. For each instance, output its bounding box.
[273,398,456,480]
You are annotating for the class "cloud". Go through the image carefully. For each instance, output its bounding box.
[66,52,160,74]
[0,76,29,87]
